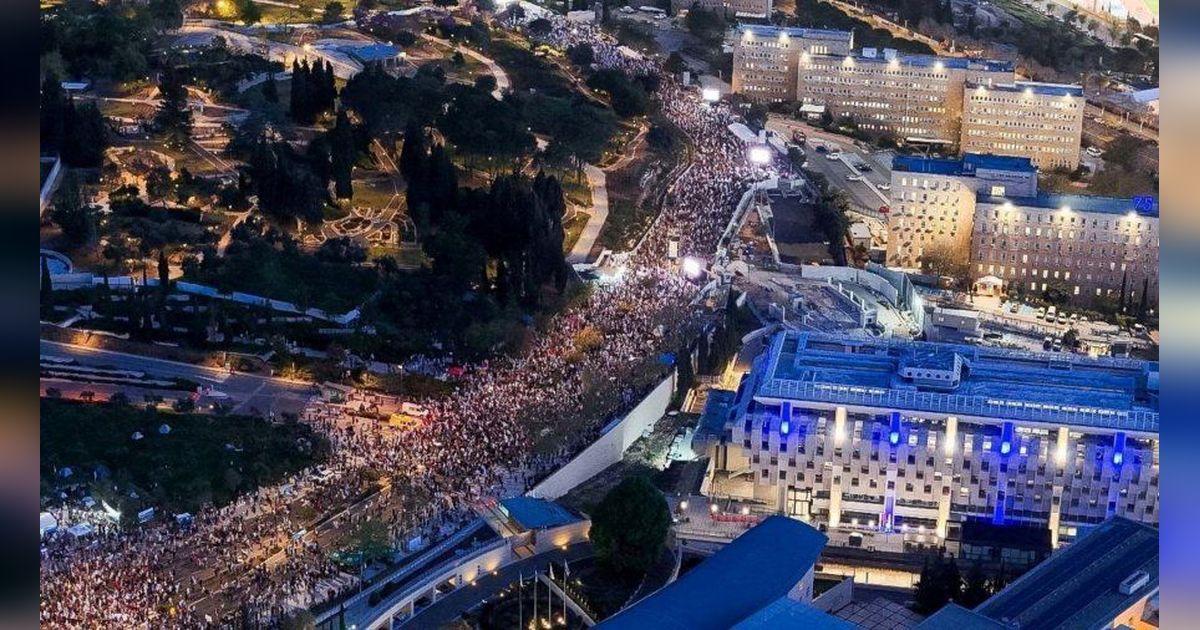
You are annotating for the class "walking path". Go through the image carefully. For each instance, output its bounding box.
[567,164,609,264]
[419,33,511,100]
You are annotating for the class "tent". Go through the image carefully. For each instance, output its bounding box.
[40,512,58,537]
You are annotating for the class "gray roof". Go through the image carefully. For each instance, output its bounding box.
[732,596,857,629]
[976,517,1159,629]
[916,603,1010,630]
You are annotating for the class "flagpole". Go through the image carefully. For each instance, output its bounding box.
[533,570,538,627]
[519,571,524,630]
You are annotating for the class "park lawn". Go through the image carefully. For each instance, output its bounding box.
[369,244,426,269]
[40,399,331,518]
[562,210,590,255]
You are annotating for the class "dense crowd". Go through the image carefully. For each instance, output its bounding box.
[39,15,784,628]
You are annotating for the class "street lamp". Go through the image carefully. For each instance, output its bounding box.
[681,256,704,279]
[748,145,772,166]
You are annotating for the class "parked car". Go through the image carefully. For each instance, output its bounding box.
[878,183,891,190]
[1086,146,1104,157]
[1009,302,1020,313]
[826,152,842,160]
[815,145,828,153]
[846,174,863,181]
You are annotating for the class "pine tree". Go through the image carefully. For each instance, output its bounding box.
[155,67,193,147]
[263,72,279,103]
[959,562,991,608]
[41,256,53,304]
[40,71,66,156]
[290,60,310,123]
[157,249,171,300]
[330,109,355,199]
[399,120,427,182]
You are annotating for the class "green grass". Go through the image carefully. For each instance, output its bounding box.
[40,399,330,518]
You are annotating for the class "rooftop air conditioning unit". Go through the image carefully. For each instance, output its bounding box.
[1119,570,1150,596]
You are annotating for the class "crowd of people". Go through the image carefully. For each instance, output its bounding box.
[39,14,787,628]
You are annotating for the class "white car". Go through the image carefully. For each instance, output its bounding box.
[826,152,842,160]
[846,175,863,182]
[878,183,891,191]
[1086,146,1104,157]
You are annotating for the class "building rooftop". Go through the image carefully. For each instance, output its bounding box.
[731,596,857,629]
[977,191,1159,218]
[737,23,854,42]
[598,516,828,629]
[975,517,1159,629]
[892,153,1037,176]
[339,43,401,62]
[829,52,1014,73]
[1132,87,1159,103]
[915,603,1010,630]
[498,497,580,530]
[751,331,1159,433]
[977,80,1085,97]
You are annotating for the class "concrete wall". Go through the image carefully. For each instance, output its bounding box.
[799,265,900,305]
[810,575,855,613]
[527,372,677,500]
[531,520,592,554]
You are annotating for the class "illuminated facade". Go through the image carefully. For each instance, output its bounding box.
[961,82,1086,170]
[971,193,1159,306]
[704,331,1159,551]
[731,25,854,103]
[671,0,774,19]
[792,51,1013,142]
[887,153,1038,269]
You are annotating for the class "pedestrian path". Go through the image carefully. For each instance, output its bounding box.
[567,164,608,264]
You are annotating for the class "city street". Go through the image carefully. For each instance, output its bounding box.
[39,340,317,416]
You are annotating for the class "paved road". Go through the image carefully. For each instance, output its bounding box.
[419,33,511,100]
[399,543,595,629]
[567,164,609,264]
[766,116,893,218]
[39,340,316,416]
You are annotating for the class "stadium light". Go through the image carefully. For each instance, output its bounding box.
[702,88,721,102]
[748,145,772,165]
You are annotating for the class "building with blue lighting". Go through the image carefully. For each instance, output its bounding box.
[702,331,1158,555]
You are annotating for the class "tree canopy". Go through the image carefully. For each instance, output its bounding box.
[590,476,671,575]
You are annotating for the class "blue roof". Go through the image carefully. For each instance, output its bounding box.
[976,517,1159,629]
[499,497,580,530]
[731,596,857,629]
[979,80,1084,97]
[341,43,401,62]
[752,332,1159,433]
[893,153,1036,176]
[737,23,853,41]
[599,516,828,630]
[977,192,1159,217]
[844,53,1013,73]
[916,603,1010,630]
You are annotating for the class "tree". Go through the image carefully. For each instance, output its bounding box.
[157,249,171,298]
[234,0,262,25]
[146,166,173,208]
[330,109,355,199]
[52,171,95,247]
[154,67,193,147]
[61,100,108,168]
[913,556,962,614]
[41,71,66,156]
[1062,327,1079,350]
[1137,278,1150,320]
[262,72,279,103]
[567,43,595,67]
[590,476,670,575]
[1118,269,1128,313]
[684,7,727,44]
[346,518,391,569]
[41,256,54,304]
[958,562,990,607]
[322,1,344,22]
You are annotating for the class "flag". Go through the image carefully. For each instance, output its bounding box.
[548,563,555,580]
[564,559,570,577]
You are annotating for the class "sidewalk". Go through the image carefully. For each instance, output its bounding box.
[567,164,609,264]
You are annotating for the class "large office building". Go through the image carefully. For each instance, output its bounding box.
[703,331,1159,553]
[887,153,1038,269]
[730,25,854,103]
[670,0,774,19]
[961,81,1086,170]
[793,50,1014,143]
[971,192,1159,305]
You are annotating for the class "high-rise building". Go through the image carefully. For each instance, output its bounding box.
[971,192,1159,306]
[702,331,1159,553]
[792,50,1014,142]
[961,81,1086,170]
[887,153,1038,269]
[731,25,854,103]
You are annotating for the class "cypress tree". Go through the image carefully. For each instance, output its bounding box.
[263,71,278,103]
[331,109,355,199]
[1138,278,1149,320]
[40,71,66,156]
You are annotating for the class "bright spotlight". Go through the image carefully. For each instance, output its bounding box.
[748,145,772,165]
[682,257,704,279]
[702,88,721,102]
